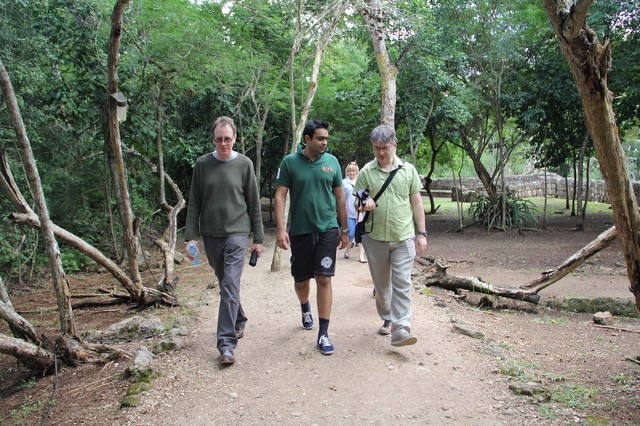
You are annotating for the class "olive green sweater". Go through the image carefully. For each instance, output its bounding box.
[184,152,264,244]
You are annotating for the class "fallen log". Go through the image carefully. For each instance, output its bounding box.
[416,258,540,304]
[521,226,617,292]
[0,333,55,371]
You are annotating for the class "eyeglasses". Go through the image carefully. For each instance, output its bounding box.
[214,137,234,144]
[373,143,396,153]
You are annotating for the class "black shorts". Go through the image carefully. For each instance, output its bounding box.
[290,228,339,282]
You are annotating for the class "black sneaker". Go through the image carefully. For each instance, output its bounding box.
[219,350,235,365]
[302,311,314,330]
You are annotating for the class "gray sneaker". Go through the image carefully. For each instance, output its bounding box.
[391,330,417,347]
[378,320,391,335]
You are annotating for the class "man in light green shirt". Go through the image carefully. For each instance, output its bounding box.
[355,124,428,347]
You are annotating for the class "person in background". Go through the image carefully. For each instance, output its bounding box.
[274,119,350,355]
[355,124,427,347]
[342,161,367,263]
[184,116,265,366]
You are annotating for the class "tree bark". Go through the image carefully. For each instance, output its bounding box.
[542,0,640,310]
[358,0,397,127]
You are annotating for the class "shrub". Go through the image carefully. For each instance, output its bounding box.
[468,190,538,231]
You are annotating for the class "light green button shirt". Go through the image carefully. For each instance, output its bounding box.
[355,156,422,242]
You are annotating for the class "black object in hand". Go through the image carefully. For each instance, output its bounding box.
[249,249,258,267]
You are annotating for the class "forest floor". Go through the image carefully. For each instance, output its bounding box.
[1,203,639,425]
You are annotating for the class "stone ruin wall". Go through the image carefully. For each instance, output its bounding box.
[428,173,640,204]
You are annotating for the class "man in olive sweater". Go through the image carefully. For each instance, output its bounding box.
[185,116,264,366]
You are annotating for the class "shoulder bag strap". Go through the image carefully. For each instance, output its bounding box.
[372,162,404,202]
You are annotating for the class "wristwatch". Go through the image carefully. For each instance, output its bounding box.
[417,230,428,237]
[339,227,349,234]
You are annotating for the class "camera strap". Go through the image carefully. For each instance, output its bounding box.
[359,162,405,235]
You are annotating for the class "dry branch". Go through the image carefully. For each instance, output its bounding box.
[417,258,540,304]
[521,226,617,292]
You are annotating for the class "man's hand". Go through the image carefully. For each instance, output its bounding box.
[358,198,376,212]
[276,230,290,250]
[251,243,266,257]
[338,232,349,249]
[415,235,427,256]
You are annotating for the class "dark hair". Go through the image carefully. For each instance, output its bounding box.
[303,119,329,140]
[211,116,237,136]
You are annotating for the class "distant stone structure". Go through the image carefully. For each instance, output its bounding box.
[427,173,640,204]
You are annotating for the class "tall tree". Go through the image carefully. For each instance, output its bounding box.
[542,0,640,309]
[1,59,75,335]
[105,0,144,300]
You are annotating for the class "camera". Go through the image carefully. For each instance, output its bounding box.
[356,188,370,206]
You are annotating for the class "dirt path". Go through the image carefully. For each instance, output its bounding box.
[118,243,549,425]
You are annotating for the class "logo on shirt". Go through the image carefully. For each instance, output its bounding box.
[322,166,334,174]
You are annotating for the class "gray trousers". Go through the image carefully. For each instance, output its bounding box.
[362,236,416,336]
[202,235,248,353]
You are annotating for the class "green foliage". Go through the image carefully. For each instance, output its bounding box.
[60,247,95,273]
[468,192,538,231]
[10,398,45,424]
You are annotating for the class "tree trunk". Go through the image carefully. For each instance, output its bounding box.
[460,129,496,197]
[358,0,397,127]
[0,59,75,335]
[106,0,143,300]
[122,145,184,297]
[543,0,640,310]
[0,334,55,371]
[575,131,589,230]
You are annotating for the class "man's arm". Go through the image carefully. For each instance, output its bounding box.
[274,185,290,250]
[333,186,350,249]
[410,191,427,255]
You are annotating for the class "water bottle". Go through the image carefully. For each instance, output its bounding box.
[187,242,201,266]
[249,249,258,267]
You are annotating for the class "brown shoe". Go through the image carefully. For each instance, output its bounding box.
[219,350,235,365]
[235,326,245,339]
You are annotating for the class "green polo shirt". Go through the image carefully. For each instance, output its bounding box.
[355,156,422,242]
[276,149,343,236]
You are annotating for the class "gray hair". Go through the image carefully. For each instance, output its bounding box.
[369,124,396,144]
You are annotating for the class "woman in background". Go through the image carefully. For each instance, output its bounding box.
[342,162,367,263]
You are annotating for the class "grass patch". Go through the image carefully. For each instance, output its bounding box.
[532,315,570,325]
[550,383,599,409]
[498,359,538,382]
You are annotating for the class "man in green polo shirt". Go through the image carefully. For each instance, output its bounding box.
[355,124,428,347]
[274,119,349,355]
